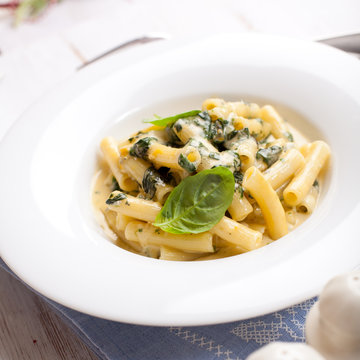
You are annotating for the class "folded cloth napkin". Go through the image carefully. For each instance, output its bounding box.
[0,258,315,360]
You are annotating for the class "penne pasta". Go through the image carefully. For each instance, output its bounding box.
[100,137,138,191]
[296,183,319,214]
[147,142,201,172]
[93,98,331,261]
[211,216,263,251]
[125,221,214,253]
[259,105,289,139]
[283,141,330,207]
[243,166,288,240]
[263,148,305,190]
[228,191,253,221]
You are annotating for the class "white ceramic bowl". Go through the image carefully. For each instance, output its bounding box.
[0,34,359,326]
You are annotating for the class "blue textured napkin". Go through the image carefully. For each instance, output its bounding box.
[1,258,315,360]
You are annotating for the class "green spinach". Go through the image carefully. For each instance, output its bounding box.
[178,153,196,173]
[256,145,282,167]
[142,167,165,199]
[129,137,156,160]
[106,191,127,205]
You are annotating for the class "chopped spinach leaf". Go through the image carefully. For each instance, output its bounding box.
[174,123,182,132]
[106,191,127,205]
[165,125,183,147]
[313,179,319,189]
[226,130,238,141]
[256,145,282,167]
[178,153,196,173]
[129,137,156,160]
[142,166,164,199]
[209,152,220,160]
[198,111,211,122]
[157,167,175,185]
[284,131,294,142]
[111,176,121,191]
[233,170,243,184]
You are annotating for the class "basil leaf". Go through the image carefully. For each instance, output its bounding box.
[143,110,201,127]
[154,166,235,234]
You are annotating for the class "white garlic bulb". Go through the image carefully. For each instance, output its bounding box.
[306,270,360,360]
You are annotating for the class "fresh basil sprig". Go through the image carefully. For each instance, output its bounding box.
[143,110,201,127]
[153,166,235,234]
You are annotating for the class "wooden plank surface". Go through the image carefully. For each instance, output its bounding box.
[0,269,99,360]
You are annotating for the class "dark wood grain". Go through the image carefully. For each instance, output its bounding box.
[0,269,99,360]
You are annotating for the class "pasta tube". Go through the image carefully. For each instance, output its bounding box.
[203,98,260,120]
[159,246,202,261]
[211,216,262,251]
[236,137,258,170]
[100,137,138,191]
[259,105,289,139]
[263,148,305,190]
[107,191,162,222]
[296,183,319,214]
[243,166,288,240]
[283,141,330,207]
[125,221,214,253]
[233,117,272,140]
[120,157,173,203]
[115,213,133,232]
[228,191,253,221]
[147,142,201,172]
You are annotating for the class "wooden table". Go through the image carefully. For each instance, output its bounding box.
[0,0,359,358]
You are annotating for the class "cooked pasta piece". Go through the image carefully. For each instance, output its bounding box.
[115,213,133,232]
[211,216,263,251]
[235,137,258,170]
[159,246,202,261]
[259,105,289,139]
[263,148,305,190]
[296,183,319,214]
[283,141,330,207]
[196,246,245,260]
[125,221,214,253]
[203,98,260,120]
[243,166,288,240]
[120,157,173,203]
[107,191,162,222]
[228,191,253,221]
[233,117,272,140]
[100,137,138,191]
[147,142,201,172]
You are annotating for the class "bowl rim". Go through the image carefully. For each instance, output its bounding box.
[1,33,360,326]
